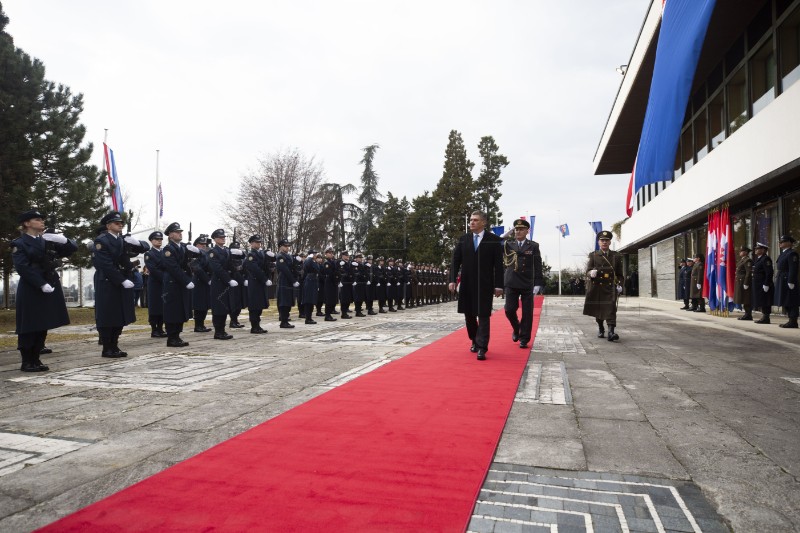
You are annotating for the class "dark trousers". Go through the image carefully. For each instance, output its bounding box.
[464,313,491,351]
[787,305,799,319]
[691,298,706,311]
[193,309,208,327]
[18,331,47,353]
[504,286,533,343]
[212,314,227,332]
[165,322,183,336]
[149,314,164,330]
[97,326,123,345]
[278,305,291,323]
[249,308,263,328]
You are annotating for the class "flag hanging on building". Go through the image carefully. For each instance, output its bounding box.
[528,215,535,240]
[103,142,124,213]
[626,0,717,210]
[157,183,164,218]
[557,224,570,238]
[589,221,603,250]
[717,206,735,312]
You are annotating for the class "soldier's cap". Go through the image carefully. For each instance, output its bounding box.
[148,231,164,241]
[779,234,796,244]
[18,209,45,223]
[396,258,403,263]
[354,253,363,258]
[193,234,209,246]
[340,250,350,256]
[596,230,613,241]
[693,252,703,260]
[229,241,240,249]
[513,218,530,230]
[377,256,384,261]
[387,257,394,262]
[308,249,318,255]
[248,235,262,243]
[211,228,226,239]
[679,258,686,263]
[739,245,752,253]
[278,238,292,247]
[324,247,335,254]
[101,211,123,225]
[165,222,183,234]
[756,241,769,249]
[686,257,694,262]
[366,254,373,260]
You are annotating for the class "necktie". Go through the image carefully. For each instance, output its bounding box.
[473,234,479,251]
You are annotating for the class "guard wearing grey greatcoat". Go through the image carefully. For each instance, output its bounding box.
[583,231,624,340]
[774,235,799,328]
[752,243,774,324]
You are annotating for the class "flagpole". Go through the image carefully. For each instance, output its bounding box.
[558,210,562,296]
[155,149,160,232]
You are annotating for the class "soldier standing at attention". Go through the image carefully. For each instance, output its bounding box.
[302,251,321,324]
[583,230,623,341]
[752,242,774,324]
[207,229,237,340]
[321,247,339,321]
[92,211,149,357]
[774,235,799,328]
[734,246,753,321]
[353,253,367,317]
[244,235,269,334]
[678,258,691,310]
[144,231,168,338]
[338,250,354,319]
[227,241,246,329]
[689,253,706,312]
[374,256,387,313]
[503,219,544,349]
[160,222,200,347]
[12,209,78,372]
[275,238,298,328]
[190,234,212,333]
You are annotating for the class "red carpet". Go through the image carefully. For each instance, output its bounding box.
[40,297,544,532]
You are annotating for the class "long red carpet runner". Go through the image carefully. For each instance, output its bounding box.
[40,297,544,532]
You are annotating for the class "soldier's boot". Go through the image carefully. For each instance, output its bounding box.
[755,313,770,324]
[316,306,325,317]
[112,338,128,357]
[156,321,168,337]
[738,311,753,321]
[324,314,337,321]
[167,335,189,347]
[32,349,49,371]
[596,319,605,338]
[194,311,212,332]
[214,327,233,340]
[279,321,295,328]
[39,346,53,354]
[388,306,396,312]
[607,327,619,342]
[101,341,123,358]
[396,304,404,310]
[779,318,799,329]
[367,309,377,315]
[356,310,366,317]
[20,349,41,372]
[379,307,387,313]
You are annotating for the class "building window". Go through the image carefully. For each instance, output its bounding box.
[754,202,780,252]
[727,66,748,133]
[708,91,726,149]
[694,107,708,161]
[750,40,777,116]
[733,212,752,250]
[785,191,800,239]
[779,4,800,92]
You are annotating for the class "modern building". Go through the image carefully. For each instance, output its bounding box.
[594,0,800,299]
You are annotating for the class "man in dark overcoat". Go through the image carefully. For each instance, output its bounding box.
[503,218,544,349]
[244,235,269,334]
[677,258,691,309]
[160,222,199,347]
[689,253,706,312]
[275,238,298,328]
[338,250,354,319]
[583,230,624,341]
[144,231,167,337]
[207,228,237,340]
[733,246,753,321]
[190,234,212,332]
[774,235,799,328]
[353,253,367,317]
[321,247,339,321]
[752,242,774,324]
[302,251,321,324]
[448,210,504,360]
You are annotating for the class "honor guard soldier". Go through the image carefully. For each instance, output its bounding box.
[583,230,623,341]
[682,258,695,310]
[752,242,774,324]
[92,211,150,357]
[374,256,387,312]
[190,234,213,332]
[302,250,321,324]
[364,255,377,315]
[503,218,544,349]
[144,231,168,337]
[734,246,753,321]
[352,253,368,316]
[689,253,706,312]
[244,235,269,334]
[338,250,354,319]
[160,222,201,347]
[207,229,237,340]
[321,247,339,320]
[678,258,692,309]
[385,258,398,311]
[12,209,78,372]
[775,235,799,328]
[395,259,407,310]
[227,241,246,328]
[275,238,298,328]
[295,251,306,320]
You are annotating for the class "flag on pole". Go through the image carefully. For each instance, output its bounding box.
[528,215,535,240]
[157,183,164,218]
[102,142,124,213]
[491,226,505,237]
[704,209,719,309]
[557,224,570,238]
[589,221,603,250]
[717,206,735,312]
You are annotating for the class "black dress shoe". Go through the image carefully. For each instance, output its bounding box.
[686,307,697,312]
[356,312,366,317]
[102,350,126,358]
[194,326,212,332]
[519,342,528,349]
[21,362,45,372]
[379,309,387,314]
[341,314,352,319]
[316,311,325,317]
[167,338,189,347]
[512,332,519,342]
[151,332,168,338]
[679,306,689,310]
[598,330,605,338]
[470,342,478,353]
[737,315,753,321]
[230,322,245,329]
[608,330,619,341]
[325,316,337,322]
[367,310,377,315]
[280,322,295,328]
[250,328,268,334]
[779,321,799,328]
[477,350,486,360]
[39,347,53,355]
[388,307,396,312]
[214,332,233,340]
[33,360,50,371]
[305,319,317,325]
[755,318,770,324]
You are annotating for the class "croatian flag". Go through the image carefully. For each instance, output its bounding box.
[716,206,736,311]
[103,142,125,213]
[557,224,570,238]
[704,210,719,309]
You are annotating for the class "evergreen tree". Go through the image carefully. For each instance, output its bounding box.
[407,191,444,265]
[353,144,384,251]
[432,130,475,253]
[475,135,508,226]
[364,193,410,259]
[315,182,359,251]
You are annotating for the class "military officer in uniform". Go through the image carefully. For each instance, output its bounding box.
[337,250,354,319]
[374,256,387,313]
[302,251,321,324]
[678,258,691,309]
[190,234,213,332]
[734,246,753,321]
[321,247,339,321]
[689,253,706,312]
[352,253,367,317]
[583,230,624,341]
[752,242,774,324]
[503,219,544,349]
[207,229,237,340]
[775,235,799,328]
[160,222,200,347]
[244,235,269,334]
[92,211,149,357]
[395,259,407,310]
[227,241,246,328]
[12,209,78,372]
[364,255,377,315]
[144,231,168,338]
[275,238,298,328]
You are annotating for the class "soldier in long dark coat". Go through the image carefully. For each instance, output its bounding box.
[92,211,149,358]
[12,209,78,372]
[396,259,408,310]
[503,219,544,349]
[733,246,753,321]
[227,241,245,328]
[244,235,269,334]
[321,248,339,321]
[583,231,624,341]
[774,235,799,328]
[190,234,212,333]
[677,258,692,309]
[207,228,236,340]
[752,242,774,324]
[374,257,387,313]
[353,253,367,317]
[338,251,354,319]
[689,253,706,312]
[160,222,199,347]
[275,238,298,328]
[302,251,321,324]
[144,231,167,337]
[449,210,504,360]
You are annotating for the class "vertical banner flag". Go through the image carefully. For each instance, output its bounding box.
[704,209,719,309]
[717,205,735,312]
[626,0,717,213]
[157,183,164,218]
[529,215,536,240]
[557,224,570,238]
[102,142,124,213]
[589,221,603,250]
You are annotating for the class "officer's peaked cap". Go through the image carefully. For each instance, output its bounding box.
[248,235,262,243]
[596,230,613,241]
[211,228,226,239]
[513,218,530,229]
[779,234,796,243]
[18,209,45,223]
[101,211,123,225]
[165,222,183,233]
[756,241,769,249]
[149,231,164,241]
[278,238,292,247]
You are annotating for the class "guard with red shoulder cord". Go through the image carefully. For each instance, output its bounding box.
[582,230,624,341]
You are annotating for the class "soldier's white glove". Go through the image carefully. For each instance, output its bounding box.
[790,283,796,290]
[186,282,195,289]
[230,248,243,256]
[616,285,623,294]
[123,235,140,246]
[42,233,68,244]
[339,261,345,266]
[338,282,343,288]
[266,280,273,286]
[208,280,212,285]
[122,279,135,289]
[295,256,302,262]
[365,263,371,267]
[244,280,249,287]
[743,285,749,290]
[696,284,701,290]
[352,262,358,266]
[396,282,400,286]
[293,282,300,287]
[266,251,275,258]
[589,269,598,278]
[187,244,200,253]
[41,283,55,293]
[229,280,238,287]
[763,285,769,292]
[367,281,371,285]
[533,286,542,295]
[377,283,381,287]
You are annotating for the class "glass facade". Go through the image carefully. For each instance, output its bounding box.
[786,191,800,238]
[780,4,800,90]
[754,203,780,252]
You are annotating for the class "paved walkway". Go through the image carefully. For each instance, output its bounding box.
[0,297,798,532]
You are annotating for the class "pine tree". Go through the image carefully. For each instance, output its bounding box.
[475,135,508,226]
[353,144,384,251]
[364,193,410,259]
[407,191,445,265]
[432,130,475,253]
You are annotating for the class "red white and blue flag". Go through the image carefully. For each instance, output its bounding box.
[103,142,125,213]
[519,215,536,240]
[557,224,570,238]
[704,206,736,311]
